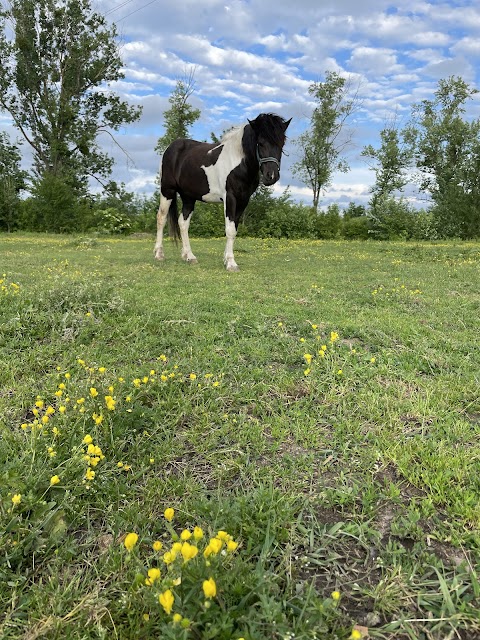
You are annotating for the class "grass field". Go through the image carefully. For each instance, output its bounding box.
[1,233,479,640]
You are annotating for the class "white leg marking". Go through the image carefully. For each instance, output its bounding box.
[224,217,239,271]
[178,214,198,263]
[154,195,171,261]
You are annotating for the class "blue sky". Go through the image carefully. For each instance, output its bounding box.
[2,0,480,208]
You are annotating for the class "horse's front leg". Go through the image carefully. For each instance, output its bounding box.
[178,199,198,264]
[224,195,239,271]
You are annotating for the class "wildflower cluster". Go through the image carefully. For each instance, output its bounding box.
[371,280,422,298]
[122,508,240,631]
[302,327,341,376]
[0,273,20,295]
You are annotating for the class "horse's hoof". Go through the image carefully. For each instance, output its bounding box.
[226,264,240,272]
[187,258,198,265]
[154,251,165,261]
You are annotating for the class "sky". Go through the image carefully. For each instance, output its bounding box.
[2,0,480,209]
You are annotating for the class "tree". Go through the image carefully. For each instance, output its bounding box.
[404,76,480,238]
[155,70,201,154]
[0,0,142,198]
[293,71,360,210]
[0,132,28,231]
[362,117,412,210]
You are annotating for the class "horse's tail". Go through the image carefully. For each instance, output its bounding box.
[167,195,180,243]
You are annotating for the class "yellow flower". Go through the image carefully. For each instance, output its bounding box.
[90,387,98,397]
[180,529,192,541]
[83,434,93,444]
[35,400,44,409]
[303,353,313,364]
[202,577,217,599]
[370,357,376,363]
[124,532,138,551]
[77,397,85,404]
[58,383,66,390]
[159,589,174,615]
[204,538,223,558]
[331,590,341,601]
[85,468,95,481]
[172,613,182,624]
[50,475,60,486]
[105,395,116,411]
[160,375,168,382]
[189,373,197,381]
[193,526,204,540]
[349,630,363,640]
[226,540,238,552]
[216,530,231,541]
[164,507,175,522]
[133,378,141,387]
[59,406,66,414]
[303,368,311,376]
[181,542,198,562]
[12,494,21,505]
[98,367,106,373]
[330,331,339,342]
[145,567,161,585]
[153,540,163,552]
[45,406,55,415]
[162,550,176,565]
[41,415,49,424]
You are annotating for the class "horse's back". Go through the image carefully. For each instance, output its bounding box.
[161,139,220,197]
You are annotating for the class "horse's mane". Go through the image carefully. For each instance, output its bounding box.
[252,113,289,148]
[220,126,243,143]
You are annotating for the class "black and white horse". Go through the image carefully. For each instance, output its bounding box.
[154,113,291,271]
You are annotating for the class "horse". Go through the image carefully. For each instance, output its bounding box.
[153,113,291,271]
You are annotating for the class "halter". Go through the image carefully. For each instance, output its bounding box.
[256,145,280,169]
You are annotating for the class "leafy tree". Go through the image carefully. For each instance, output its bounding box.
[0,132,28,231]
[0,0,142,199]
[362,118,412,210]
[404,76,480,238]
[155,71,201,154]
[293,71,360,210]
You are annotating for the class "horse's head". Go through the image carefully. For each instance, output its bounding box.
[248,114,291,186]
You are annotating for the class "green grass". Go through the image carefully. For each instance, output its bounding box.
[1,233,480,640]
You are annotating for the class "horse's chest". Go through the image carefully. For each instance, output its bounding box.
[201,148,243,203]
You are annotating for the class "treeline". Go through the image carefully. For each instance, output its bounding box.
[0,179,437,241]
[1,1,479,240]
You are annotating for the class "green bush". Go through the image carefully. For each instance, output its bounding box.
[343,215,370,239]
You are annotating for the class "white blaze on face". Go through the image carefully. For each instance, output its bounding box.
[201,126,245,203]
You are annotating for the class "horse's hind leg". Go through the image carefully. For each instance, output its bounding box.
[154,192,171,260]
[178,197,198,264]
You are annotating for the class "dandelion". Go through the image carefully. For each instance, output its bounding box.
[202,577,217,599]
[164,507,175,522]
[153,540,163,552]
[159,589,174,615]
[50,475,60,486]
[124,532,138,552]
[12,494,21,505]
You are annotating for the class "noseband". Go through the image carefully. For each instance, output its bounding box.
[256,145,280,169]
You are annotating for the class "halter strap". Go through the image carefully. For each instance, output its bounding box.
[256,145,280,168]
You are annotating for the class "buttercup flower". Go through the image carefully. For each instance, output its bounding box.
[164,507,175,522]
[124,532,138,551]
[159,589,174,615]
[202,577,217,599]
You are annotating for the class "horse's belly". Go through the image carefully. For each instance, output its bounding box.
[201,191,224,204]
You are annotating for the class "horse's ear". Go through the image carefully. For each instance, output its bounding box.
[283,118,292,131]
[248,118,257,133]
